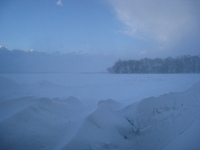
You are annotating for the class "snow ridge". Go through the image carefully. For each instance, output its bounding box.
[62,82,200,150]
[0,74,200,150]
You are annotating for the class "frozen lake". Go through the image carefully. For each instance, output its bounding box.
[1,73,200,104]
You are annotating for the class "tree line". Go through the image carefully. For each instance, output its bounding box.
[107,55,200,74]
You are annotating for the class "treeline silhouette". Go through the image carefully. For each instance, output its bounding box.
[107,55,200,74]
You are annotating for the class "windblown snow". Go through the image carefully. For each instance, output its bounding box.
[0,74,200,150]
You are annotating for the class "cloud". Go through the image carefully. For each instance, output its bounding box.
[56,0,63,6]
[107,0,200,49]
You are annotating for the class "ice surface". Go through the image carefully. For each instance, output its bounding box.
[1,73,200,103]
[0,74,200,150]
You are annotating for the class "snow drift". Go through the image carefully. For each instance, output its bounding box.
[0,96,89,150]
[0,75,200,150]
[63,82,200,150]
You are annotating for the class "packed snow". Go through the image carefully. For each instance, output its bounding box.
[0,73,200,150]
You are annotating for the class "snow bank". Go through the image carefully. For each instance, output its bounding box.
[0,96,89,150]
[62,82,200,150]
[0,74,200,150]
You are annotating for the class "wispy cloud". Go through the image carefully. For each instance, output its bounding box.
[56,0,63,6]
[107,0,200,49]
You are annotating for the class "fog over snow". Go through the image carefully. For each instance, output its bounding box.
[0,0,200,149]
[0,46,118,73]
[0,73,200,150]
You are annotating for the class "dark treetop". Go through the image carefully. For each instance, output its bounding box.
[107,55,200,74]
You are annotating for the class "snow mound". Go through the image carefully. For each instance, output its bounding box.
[62,82,200,150]
[98,99,122,109]
[62,104,129,150]
[0,96,88,150]
[0,74,200,150]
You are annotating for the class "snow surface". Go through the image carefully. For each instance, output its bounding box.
[0,73,200,150]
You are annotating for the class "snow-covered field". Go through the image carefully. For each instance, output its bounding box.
[0,73,200,150]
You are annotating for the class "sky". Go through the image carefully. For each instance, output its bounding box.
[0,0,200,58]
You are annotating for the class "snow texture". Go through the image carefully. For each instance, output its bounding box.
[0,74,200,150]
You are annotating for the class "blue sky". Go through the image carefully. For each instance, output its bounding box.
[0,0,200,58]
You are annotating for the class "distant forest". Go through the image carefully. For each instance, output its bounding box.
[107,55,200,74]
